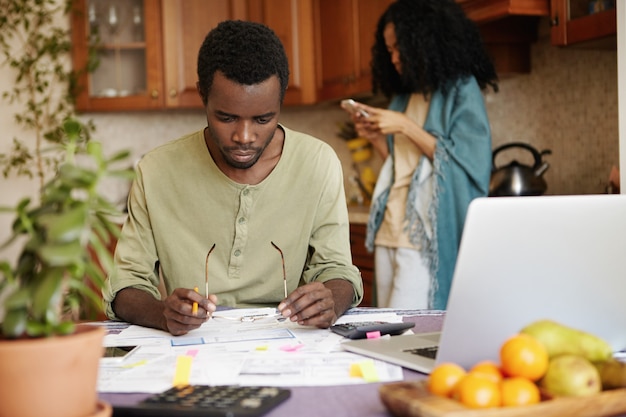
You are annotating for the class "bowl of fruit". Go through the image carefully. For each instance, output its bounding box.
[379,320,626,417]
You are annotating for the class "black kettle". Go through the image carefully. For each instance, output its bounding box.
[488,142,551,197]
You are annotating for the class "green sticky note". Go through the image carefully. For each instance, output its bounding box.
[358,360,379,382]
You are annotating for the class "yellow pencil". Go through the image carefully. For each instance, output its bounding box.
[192,286,199,315]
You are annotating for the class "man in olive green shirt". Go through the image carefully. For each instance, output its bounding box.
[104,20,362,335]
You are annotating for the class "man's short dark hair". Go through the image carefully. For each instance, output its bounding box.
[197,20,290,106]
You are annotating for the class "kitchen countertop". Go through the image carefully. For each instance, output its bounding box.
[348,205,370,224]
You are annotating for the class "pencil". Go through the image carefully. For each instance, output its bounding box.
[192,286,199,315]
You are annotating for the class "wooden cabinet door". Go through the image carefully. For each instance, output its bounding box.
[350,223,375,307]
[161,0,249,108]
[550,0,616,46]
[246,0,317,105]
[314,0,392,102]
[72,0,398,111]
[315,0,358,101]
[161,0,312,108]
[71,0,165,112]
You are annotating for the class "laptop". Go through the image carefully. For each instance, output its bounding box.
[341,195,626,374]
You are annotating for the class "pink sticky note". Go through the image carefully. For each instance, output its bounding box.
[366,331,381,339]
[186,349,199,358]
[279,344,304,352]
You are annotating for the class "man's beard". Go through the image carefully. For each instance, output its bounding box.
[207,124,276,170]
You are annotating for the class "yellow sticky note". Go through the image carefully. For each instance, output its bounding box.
[122,359,147,369]
[172,355,193,386]
[349,363,363,377]
[357,360,379,382]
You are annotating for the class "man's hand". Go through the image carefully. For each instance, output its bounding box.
[113,287,217,336]
[162,288,217,335]
[277,279,355,328]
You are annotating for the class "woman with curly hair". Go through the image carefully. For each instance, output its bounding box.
[343,0,498,310]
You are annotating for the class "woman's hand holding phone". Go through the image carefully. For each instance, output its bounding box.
[341,99,370,118]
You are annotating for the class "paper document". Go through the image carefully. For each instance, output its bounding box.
[96,308,409,393]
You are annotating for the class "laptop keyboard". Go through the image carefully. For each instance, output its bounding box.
[404,346,438,359]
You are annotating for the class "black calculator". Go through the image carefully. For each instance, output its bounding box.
[330,321,415,339]
[112,385,291,417]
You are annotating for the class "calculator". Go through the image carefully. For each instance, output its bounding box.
[330,321,415,339]
[112,385,291,417]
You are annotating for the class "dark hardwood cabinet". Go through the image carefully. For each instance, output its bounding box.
[71,0,394,111]
[350,223,375,307]
[71,0,165,111]
[550,0,616,46]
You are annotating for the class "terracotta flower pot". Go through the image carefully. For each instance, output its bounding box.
[0,324,109,417]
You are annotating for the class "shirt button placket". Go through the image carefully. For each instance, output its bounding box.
[230,186,251,274]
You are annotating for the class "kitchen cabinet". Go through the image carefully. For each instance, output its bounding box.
[72,0,394,111]
[313,0,394,102]
[71,0,165,111]
[160,0,312,108]
[350,223,375,307]
[160,0,248,108]
[550,0,616,46]
[455,0,550,74]
[457,0,549,23]
[72,0,256,111]
[160,0,394,107]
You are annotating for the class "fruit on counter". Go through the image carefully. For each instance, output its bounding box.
[469,360,503,384]
[452,373,501,408]
[500,333,549,381]
[500,377,541,406]
[428,361,538,409]
[520,319,613,362]
[347,137,373,163]
[539,354,601,397]
[427,362,466,397]
[427,326,617,409]
[594,358,626,390]
[360,166,377,195]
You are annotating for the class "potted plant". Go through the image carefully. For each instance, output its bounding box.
[0,118,133,417]
[0,1,132,416]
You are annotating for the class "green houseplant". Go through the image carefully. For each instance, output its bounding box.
[0,0,128,336]
[0,118,132,338]
[0,1,132,416]
[0,119,132,417]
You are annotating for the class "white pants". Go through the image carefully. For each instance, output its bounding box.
[375,246,430,309]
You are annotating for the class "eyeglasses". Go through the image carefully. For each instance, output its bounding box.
[205,243,216,298]
[271,241,288,299]
[206,242,288,322]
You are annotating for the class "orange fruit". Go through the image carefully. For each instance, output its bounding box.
[501,377,541,406]
[427,362,467,397]
[453,373,501,408]
[469,360,503,384]
[500,333,548,381]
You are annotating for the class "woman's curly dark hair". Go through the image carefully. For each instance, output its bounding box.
[371,0,498,98]
[197,20,290,106]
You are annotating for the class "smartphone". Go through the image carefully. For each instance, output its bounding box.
[101,345,140,364]
[341,99,369,118]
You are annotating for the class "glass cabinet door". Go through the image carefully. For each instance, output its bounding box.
[550,0,616,46]
[71,0,164,111]
[87,0,145,98]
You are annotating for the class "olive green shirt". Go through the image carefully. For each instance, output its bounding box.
[103,126,363,319]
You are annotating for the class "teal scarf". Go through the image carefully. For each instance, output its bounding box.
[366,77,492,309]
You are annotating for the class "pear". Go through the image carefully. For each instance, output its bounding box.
[520,319,613,362]
[539,354,601,397]
[594,358,626,390]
